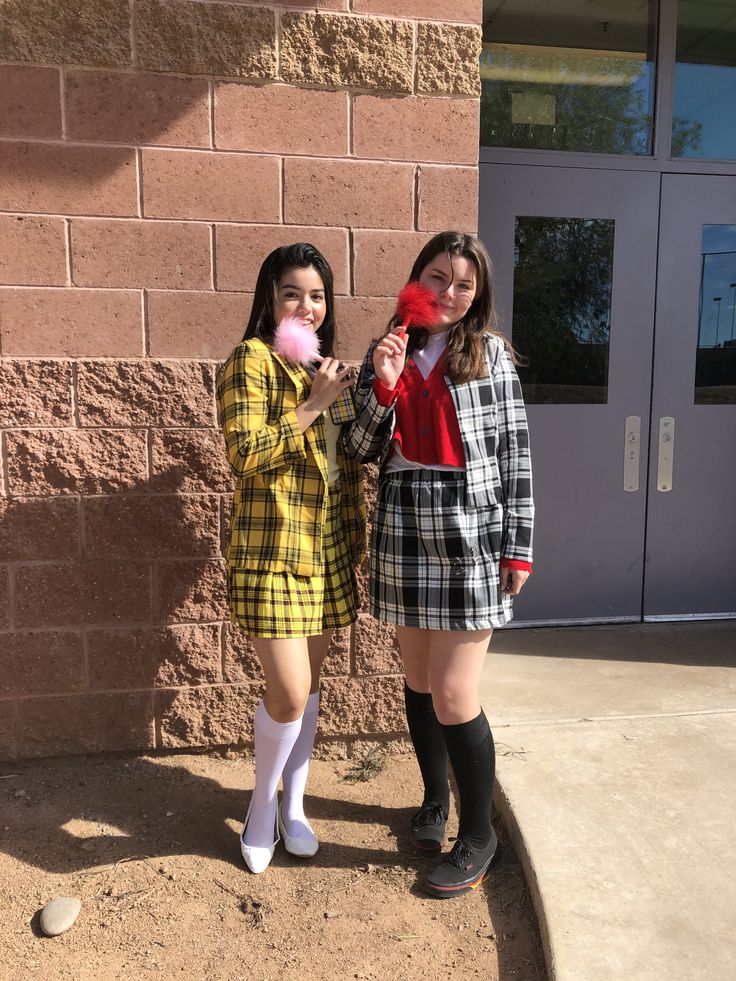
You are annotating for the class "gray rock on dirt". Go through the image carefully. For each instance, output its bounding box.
[39,897,82,937]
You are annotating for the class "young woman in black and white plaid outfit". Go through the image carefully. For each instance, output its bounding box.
[345,231,534,898]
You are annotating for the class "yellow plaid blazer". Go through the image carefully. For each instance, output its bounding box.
[216,338,366,577]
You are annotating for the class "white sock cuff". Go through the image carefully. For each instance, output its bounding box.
[255,700,303,739]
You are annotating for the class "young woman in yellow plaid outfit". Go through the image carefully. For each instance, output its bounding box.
[217,244,365,874]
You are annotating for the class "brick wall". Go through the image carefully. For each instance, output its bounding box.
[0,0,482,761]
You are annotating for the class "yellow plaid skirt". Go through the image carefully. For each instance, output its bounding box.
[227,488,359,638]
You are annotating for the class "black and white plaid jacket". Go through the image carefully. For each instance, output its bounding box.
[343,333,534,564]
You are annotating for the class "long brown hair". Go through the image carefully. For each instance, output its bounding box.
[391,231,515,384]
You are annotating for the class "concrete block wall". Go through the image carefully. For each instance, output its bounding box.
[0,0,482,761]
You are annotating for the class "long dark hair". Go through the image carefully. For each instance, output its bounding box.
[391,231,515,384]
[243,243,337,358]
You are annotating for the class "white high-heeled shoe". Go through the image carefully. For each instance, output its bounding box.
[278,803,319,858]
[240,799,279,874]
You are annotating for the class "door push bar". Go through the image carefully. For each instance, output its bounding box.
[623,416,674,492]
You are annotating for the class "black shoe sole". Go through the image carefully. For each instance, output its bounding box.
[423,842,502,898]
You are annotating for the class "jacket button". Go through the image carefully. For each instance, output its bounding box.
[420,390,429,397]
[420,426,429,436]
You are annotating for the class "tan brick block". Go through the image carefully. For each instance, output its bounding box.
[0,567,9,630]
[77,360,215,428]
[155,559,229,623]
[5,429,148,496]
[284,158,414,229]
[142,149,280,223]
[418,165,478,233]
[417,23,483,97]
[0,703,15,761]
[0,498,80,561]
[0,361,72,427]
[323,627,351,676]
[334,296,395,361]
[84,495,221,559]
[353,0,480,22]
[1,631,85,697]
[216,224,350,295]
[136,0,276,79]
[0,288,143,358]
[353,229,431,297]
[312,739,350,761]
[0,215,67,286]
[151,430,232,494]
[147,290,246,359]
[222,622,260,682]
[0,66,62,139]
[156,683,262,748]
[319,675,404,735]
[0,0,131,68]
[353,616,401,675]
[87,624,222,690]
[72,219,211,290]
[14,561,151,628]
[354,95,480,165]
[0,143,137,217]
[66,71,210,147]
[351,736,412,758]
[281,12,413,93]
[215,83,348,156]
[17,691,155,759]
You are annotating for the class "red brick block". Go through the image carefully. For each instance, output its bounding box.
[147,290,246,359]
[156,683,262,749]
[14,561,151,628]
[17,691,155,758]
[1,631,85,697]
[323,627,351,676]
[0,360,72,427]
[0,215,67,287]
[76,360,215,428]
[151,430,232,494]
[0,143,137,217]
[215,83,348,156]
[354,95,479,165]
[87,624,222,690]
[418,165,478,233]
[353,229,431,296]
[0,566,9,630]
[284,158,414,229]
[352,0,480,21]
[319,675,404,736]
[215,224,350,295]
[0,66,62,139]
[0,498,80,561]
[65,71,211,147]
[353,615,401,675]
[5,429,148,497]
[71,219,211,290]
[222,621,260,682]
[154,559,229,624]
[0,705,15,761]
[142,149,280,223]
[334,296,395,361]
[0,288,143,358]
[83,495,221,559]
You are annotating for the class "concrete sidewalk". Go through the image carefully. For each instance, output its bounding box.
[480,621,736,981]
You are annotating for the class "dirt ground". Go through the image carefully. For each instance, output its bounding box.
[1,749,547,981]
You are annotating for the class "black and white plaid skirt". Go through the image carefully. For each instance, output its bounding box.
[369,470,513,631]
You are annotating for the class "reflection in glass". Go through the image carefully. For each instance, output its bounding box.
[673,1,736,159]
[695,225,736,403]
[512,218,614,404]
[480,1,656,154]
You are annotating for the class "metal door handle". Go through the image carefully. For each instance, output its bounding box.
[623,416,641,492]
[657,416,675,492]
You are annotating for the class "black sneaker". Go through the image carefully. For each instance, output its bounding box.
[424,832,500,897]
[409,803,448,853]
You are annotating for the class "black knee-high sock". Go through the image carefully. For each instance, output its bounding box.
[404,683,450,812]
[441,710,495,849]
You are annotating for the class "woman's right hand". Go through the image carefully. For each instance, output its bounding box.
[372,327,407,390]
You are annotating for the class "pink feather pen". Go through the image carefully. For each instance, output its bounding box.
[272,315,322,367]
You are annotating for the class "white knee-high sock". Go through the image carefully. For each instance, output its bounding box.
[244,701,302,849]
[281,691,320,839]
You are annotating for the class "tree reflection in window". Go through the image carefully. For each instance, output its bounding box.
[512,217,614,404]
[695,225,736,404]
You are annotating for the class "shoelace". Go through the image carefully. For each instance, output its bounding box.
[413,803,446,828]
[446,838,473,868]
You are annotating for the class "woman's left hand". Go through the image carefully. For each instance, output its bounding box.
[500,567,530,595]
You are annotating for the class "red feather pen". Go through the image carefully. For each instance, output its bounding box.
[395,281,442,335]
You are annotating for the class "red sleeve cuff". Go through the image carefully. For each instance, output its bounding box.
[373,378,399,406]
[500,558,532,573]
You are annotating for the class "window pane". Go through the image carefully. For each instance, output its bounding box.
[695,225,736,403]
[481,1,656,154]
[512,217,614,404]
[673,1,736,159]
